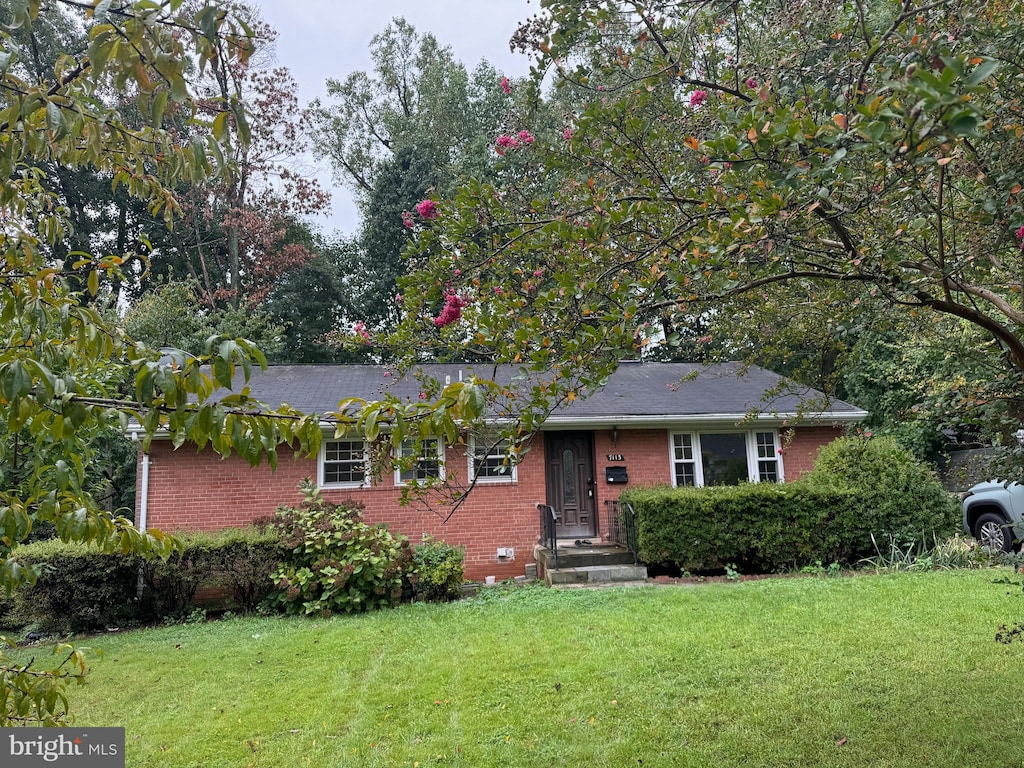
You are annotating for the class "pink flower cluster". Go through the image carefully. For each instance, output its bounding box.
[415,199,439,219]
[401,211,415,228]
[746,78,758,88]
[689,90,708,107]
[1015,225,1024,247]
[433,292,467,328]
[495,130,535,151]
[501,76,511,94]
[353,321,370,341]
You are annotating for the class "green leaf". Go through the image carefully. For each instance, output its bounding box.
[965,58,999,87]
[947,111,978,136]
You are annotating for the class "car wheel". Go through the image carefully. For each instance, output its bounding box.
[974,512,1014,552]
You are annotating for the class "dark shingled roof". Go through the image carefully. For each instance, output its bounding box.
[225,362,865,425]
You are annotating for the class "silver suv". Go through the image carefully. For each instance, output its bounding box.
[962,480,1024,552]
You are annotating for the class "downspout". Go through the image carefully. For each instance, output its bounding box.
[131,432,150,600]
[138,451,149,533]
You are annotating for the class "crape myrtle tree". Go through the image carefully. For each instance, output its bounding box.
[0,0,489,725]
[385,0,1024,462]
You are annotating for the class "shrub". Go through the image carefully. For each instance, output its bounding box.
[144,527,283,617]
[269,482,413,616]
[805,435,959,553]
[624,483,859,573]
[412,535,465,601]
[624,436,960,574]
[8,539,142,633]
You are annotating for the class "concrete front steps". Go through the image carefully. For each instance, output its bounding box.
[534,542,648,587]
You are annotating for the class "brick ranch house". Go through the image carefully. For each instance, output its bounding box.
[133,361,866,581]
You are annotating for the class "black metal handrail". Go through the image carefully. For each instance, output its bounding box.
[536,503,559,569]
[605,499,639,564]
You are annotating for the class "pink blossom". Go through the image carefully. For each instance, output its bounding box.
[746,78,758,88]
[517,130,535,144]
[415,199,439,220]
[432,292,468,328]
[689,90,708,106]
[533,269,544,277]
[500,76,511,94]
[494,287,503,295]
[401,211,415,228]
[496,134,520,149]
[394,294,403,304]
[1015,224,1024,246]
[353,321,370,341]
[563,128,573,141]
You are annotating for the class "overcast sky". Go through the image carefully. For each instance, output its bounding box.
[255,1,537,236]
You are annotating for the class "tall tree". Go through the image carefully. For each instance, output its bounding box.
[152,8,330,309]
[312,18,539,334]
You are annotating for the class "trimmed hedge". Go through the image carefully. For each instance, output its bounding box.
[6,539,141,633]
[624,483,860,573]
[5,527,283,633]
[143,527,285,616]
[623,436,959,573]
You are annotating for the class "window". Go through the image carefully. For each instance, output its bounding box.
[470,433,517,482]
[755,431,780,482]
[320,439,368,487]
[671,433,697,487]
[395,438,444,485]
[669,430,783,487]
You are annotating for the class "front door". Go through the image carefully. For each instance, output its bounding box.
[545,432,597,539]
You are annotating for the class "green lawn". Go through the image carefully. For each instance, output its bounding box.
[63,570,1024,767]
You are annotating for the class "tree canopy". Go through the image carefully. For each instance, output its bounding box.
[387,0,1024,454]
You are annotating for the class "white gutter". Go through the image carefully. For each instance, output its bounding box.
[537,411,868,430]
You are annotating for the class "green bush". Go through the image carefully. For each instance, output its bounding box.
[624,483,859,573]
[6,527,283,632]
[624,436,960,574]
[269,482,413,616]
[412,536,465,601]
[144,527,284,617]
[805,435,959,553]
[7,539,142,633]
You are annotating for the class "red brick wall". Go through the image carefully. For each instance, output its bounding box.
[137,424,845,580]
[783,425,843,479]
[139,437,548,582]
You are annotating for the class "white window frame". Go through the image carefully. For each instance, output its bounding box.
[468,433,518,483]
[668,429,784,487]
[394,438,445,486]
[319,438,369,489]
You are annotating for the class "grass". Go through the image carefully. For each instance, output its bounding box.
[50,570,1024,767]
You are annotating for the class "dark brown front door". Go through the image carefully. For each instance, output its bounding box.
[545,432,597,539]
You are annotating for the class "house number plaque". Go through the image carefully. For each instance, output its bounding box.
[606,454,624,461]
